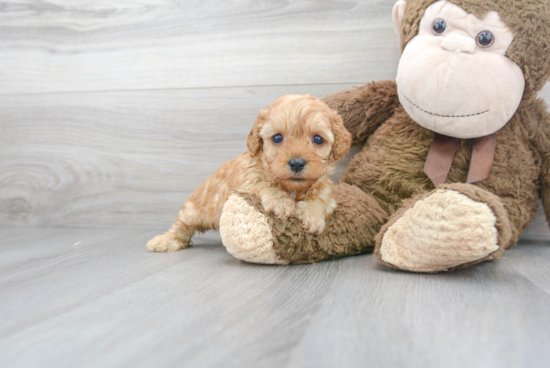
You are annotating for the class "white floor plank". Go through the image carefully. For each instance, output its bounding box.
[0,0,400,94]
[0,83,360,228]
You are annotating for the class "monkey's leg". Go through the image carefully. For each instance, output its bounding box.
[146,204,197,252]
[219,183,389,264]
[375,183,514,273]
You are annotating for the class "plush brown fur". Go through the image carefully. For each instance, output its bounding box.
[226,0,550,272]
[235,182,388,264]
[341,95,540,244]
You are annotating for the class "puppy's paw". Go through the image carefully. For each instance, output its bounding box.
[146,233,188,252]
[296,202,326,234]
[262,196,295,219]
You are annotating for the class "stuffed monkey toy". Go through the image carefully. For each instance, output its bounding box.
[220,0,550,272]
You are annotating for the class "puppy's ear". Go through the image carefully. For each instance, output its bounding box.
[330,110,352,161]
[247,109,268,157]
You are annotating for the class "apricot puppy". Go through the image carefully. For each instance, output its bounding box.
[146,94,352,252]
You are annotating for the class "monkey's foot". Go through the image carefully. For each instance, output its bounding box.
[220,193,289,264]
[376,187,507,273]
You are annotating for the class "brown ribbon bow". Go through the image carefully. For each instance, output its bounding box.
[423,133,496,187]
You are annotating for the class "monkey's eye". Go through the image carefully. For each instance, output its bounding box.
[432,18,447,35]
[476,31,494,48]
[272,134,283,144]
[313,135,324,145]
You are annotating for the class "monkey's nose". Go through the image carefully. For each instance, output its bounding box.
[441,33,476,54]
[289,158,306,173]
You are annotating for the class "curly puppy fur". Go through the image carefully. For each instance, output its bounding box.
[146,95,352,252]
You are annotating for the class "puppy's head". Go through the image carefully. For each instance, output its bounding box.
[247,94,352,192]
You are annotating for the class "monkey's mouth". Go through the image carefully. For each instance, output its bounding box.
[402,93,489,118]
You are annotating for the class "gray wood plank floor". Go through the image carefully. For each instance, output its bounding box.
[1,227,549,368]
[0,1,400,94]
[2,1,550,367]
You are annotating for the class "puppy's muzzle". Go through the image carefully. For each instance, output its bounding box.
[289,158,307,173]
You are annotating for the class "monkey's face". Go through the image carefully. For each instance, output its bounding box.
[395,0,525,139]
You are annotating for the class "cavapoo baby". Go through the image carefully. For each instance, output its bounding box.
[146,94,352,252]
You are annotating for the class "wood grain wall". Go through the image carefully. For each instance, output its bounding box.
[1,0,549,234]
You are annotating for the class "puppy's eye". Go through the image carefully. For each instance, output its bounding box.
[432,18,447,35]
[272,134,283,144]
[476,31,494,48]
[313,135,324,145]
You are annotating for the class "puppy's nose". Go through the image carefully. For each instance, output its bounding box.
[289,158,306,173]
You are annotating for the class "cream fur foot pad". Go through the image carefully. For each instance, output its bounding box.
[380,189,499,272]
[220,194,289,265]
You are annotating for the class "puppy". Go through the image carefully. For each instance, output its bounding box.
[146,94,352,252]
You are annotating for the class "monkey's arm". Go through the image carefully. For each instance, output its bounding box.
[322,80,399,145]
[529,99,550,223]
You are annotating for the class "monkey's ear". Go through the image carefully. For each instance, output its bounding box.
[330,111,352,162]
[392,1,407,38]
[247,109,268,157]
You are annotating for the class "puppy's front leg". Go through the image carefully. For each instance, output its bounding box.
[146,208,196,252]
[296,189,337,234]
[257,184,296,219]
